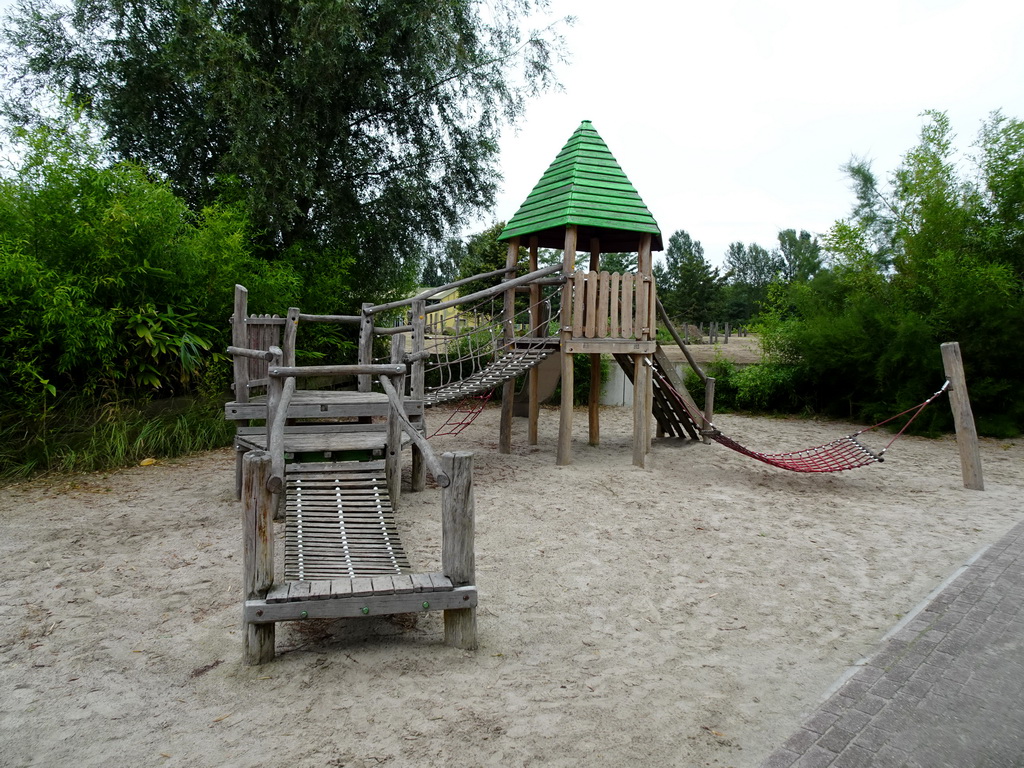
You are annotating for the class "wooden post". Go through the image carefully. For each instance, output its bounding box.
[411,299,427,492]
[357,302,374,393]
[557,226,578,465]
[528,238,541,446]
[724,322,730,344]
[242,450,276,665]
[386,337,405,508]
[703,376,716,446]
[589,238,602,446]
[231,285,250,499]
[283,307,299,367]
[499,238,519,454]
[442,451,477,649]
[632,355,647,467]
[940,342,984,491]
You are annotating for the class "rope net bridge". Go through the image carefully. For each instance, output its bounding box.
[651,361,951,474]
[375,282,563,437]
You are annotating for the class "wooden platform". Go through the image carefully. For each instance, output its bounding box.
[226,390,422,421]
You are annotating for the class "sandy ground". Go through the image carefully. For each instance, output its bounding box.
[2,404,1021,768]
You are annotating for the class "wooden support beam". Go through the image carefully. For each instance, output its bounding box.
[558,226,578,465]
[242,450,276,665]
[411,298,427,492]
[632,355,647,467]
[589,238,601,446]
[499,238,519,454]
[528,238,540,446]
[442,451,477,649]
[940,342,984,491]
[358,302,374,392]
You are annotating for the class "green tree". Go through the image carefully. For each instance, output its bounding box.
[3,0,564,303]
[751,111,1024,435]
[777,228,822,282]
[654,229,724,324]
[723,241,782,320]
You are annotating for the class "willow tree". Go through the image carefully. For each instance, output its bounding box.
[3,0,564,304]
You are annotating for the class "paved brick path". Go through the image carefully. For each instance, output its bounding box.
[761,517,1024,768]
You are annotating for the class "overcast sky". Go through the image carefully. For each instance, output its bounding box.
[486,0,1024,267]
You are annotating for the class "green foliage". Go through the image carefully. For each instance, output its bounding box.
[755,111,1024,436]
[0,113,259,475]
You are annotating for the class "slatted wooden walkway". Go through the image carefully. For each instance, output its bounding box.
[283,460,411,579]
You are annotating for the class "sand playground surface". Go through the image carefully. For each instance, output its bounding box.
[2,405,1022,767]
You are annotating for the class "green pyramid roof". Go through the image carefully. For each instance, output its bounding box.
[498,120,662,252]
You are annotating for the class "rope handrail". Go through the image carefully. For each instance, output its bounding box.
[365,265,516,315]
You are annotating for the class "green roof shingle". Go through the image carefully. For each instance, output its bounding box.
[498,121,662,252]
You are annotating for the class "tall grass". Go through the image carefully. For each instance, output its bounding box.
[0,396,234,481]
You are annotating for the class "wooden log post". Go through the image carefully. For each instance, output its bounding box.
[528,238,541,446]
[411,298,427,492]
[557,226,578,466]
[231,285,250,499]
[386,337,405,509]
[703,376,716,446]
[242,450,276,665]
[940,342,984,491]
[724,322,730,344]
[357,302,374,393]
[589,238,602,447]
[283,307,300,367]
[442,451,477,649]
[499,238,519,454]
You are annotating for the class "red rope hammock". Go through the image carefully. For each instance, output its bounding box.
[652,360,950,473]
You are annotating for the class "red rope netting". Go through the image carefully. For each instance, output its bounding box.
[428,391,494,438]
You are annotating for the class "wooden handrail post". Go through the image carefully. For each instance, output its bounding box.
[411,298,427,491]
[940,342,984,491]
[358,302,374,393]
[442,451,477,649]
[386,337,405,509]
[242,450,275,665]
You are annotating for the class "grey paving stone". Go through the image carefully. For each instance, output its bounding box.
[759,518,1024,768]
[794,745,838,768]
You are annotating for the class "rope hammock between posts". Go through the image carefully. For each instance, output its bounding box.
[653,363,951,473]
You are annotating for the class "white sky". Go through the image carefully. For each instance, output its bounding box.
[485,0,1024,268]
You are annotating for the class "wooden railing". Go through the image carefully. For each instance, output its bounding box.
[567,270,656,340]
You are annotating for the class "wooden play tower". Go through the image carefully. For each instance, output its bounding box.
[497,120,664,467]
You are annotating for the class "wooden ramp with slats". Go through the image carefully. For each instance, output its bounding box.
[423,338,559,407]
[284,460,412,579]
[613,345,703,440]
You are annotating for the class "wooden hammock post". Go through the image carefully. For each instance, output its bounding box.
[703,377,716,445]
[940,342,984,491]
[499,238,519,454]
